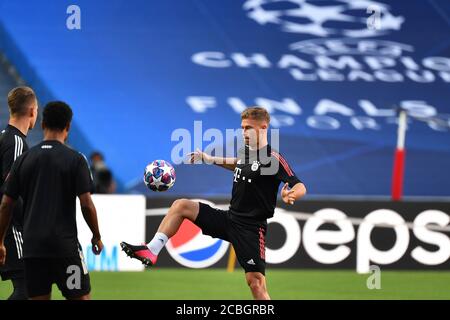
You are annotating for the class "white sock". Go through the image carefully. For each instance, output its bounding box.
[146,232,168,255]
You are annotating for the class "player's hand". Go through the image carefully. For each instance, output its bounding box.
[188,149,213,164]
[91,237,103,255]
[281,183,296,205]
[0,243,6,266]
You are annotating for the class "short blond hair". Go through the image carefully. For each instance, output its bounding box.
[8,86,36,116]
[241,107,270,124]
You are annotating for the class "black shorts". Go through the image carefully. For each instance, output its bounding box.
[0,227,24,281]
[194,202,267,275]
[24,251,90,299]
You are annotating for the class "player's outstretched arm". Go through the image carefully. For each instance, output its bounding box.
[281,182,307,205]
[0,195,15,266]
[188,148,237,171]
[78,192,103,255]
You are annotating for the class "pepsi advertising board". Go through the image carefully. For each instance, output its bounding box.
[146,199,450,273]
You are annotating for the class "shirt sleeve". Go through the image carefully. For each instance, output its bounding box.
[3,156,21,200]
[76,154,94,195]
[2,136,26,181]
[272,151,302,188]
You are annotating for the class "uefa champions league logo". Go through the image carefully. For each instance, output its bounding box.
[244,0,404,38]
[189,0,450,133]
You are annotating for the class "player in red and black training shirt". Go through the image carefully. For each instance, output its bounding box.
[0,101,103,300]
[0,87,38,300]
[121,107,306,300]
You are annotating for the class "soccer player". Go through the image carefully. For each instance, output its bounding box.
[121,107,306,300]
[0,101,103,300]
[0,87,38,300]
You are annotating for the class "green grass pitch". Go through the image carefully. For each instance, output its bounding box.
[1,269,450,300]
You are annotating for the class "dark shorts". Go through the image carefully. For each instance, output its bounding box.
[0,227,24,281]
[24,250,90,299]
[194,202,267,275]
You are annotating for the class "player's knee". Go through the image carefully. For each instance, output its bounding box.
[171,199,191,215]
[247,275,266,294]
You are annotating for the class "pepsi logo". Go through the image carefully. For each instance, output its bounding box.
[166,216,230,268]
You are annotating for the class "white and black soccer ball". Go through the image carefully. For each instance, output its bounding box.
[144,160,176,192]
[244,0,404,38]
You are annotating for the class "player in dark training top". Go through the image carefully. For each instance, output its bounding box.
[121,107,306,300]
[0,87,38,300]
[0,101,103,300]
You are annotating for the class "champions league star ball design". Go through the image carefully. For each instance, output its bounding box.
[144,160,176,192]
[244,0,404,38]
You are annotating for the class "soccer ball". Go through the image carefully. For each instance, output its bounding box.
[143,160,176,192]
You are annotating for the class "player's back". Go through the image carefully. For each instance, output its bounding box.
[6,140,90,258]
